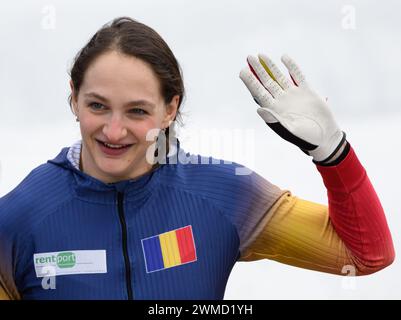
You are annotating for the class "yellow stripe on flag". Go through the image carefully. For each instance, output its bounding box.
[159,230,181,268]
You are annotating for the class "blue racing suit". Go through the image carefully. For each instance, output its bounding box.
[0,141,284,299]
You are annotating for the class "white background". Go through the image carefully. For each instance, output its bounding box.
[0,0,400,299]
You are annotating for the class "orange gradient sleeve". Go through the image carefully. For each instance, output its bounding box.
[0,284,11,300]
[239,193,357,275]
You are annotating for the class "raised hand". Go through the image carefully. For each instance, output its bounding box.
[240,54,345,163]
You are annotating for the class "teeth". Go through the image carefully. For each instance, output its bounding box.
[103,142,128,149]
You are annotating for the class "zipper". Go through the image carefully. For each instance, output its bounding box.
[116,191,133,300]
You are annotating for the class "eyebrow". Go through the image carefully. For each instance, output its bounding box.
[84,92,155,108]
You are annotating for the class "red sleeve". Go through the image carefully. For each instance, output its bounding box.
[316,145,395,273]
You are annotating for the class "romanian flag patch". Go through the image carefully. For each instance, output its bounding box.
[141,225,197,273]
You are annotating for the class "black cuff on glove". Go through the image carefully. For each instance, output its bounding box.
[313,135,350,167]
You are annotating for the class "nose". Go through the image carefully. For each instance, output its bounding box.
[102,114,128,143]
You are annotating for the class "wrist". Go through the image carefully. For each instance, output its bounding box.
[313,135,350,166]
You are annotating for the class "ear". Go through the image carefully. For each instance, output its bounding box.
[69,80,79,116]
[162,95,180,128]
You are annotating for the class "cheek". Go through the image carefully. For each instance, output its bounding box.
[79,116,102,136]
[130,118,160,142]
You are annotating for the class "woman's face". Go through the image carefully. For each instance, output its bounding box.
[71,51,178,183]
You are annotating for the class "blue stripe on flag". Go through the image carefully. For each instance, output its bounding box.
[142,235,164,272]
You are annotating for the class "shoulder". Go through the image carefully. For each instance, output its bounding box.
[158,150,287,251]
[159,152,251,191]
[0,161,73,240]
[158,150,285,214]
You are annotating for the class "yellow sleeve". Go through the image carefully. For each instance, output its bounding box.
[0,283,12,300]
[239,192,359,275]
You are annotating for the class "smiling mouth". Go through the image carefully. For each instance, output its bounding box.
[95,139,134,150]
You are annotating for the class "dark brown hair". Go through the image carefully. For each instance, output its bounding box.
[68,16,185,127]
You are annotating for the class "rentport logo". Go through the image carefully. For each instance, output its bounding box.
[35,252,76,269]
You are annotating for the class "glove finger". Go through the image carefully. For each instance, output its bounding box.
[281,54,307,87]
[257,107,279,123]
[239,67,275,109]
[258,54,291,90]
[247,55,284,99]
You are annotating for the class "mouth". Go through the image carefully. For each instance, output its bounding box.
[95,139,134,156]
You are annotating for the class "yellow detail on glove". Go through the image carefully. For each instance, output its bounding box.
[258,56,278,82]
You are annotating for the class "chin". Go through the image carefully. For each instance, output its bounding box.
[100,155,149,178]
[97,162,132,178]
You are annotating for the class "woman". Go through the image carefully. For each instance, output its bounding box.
[0,17,394,300]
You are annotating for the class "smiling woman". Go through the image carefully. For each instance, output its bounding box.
[0,16,394,300]
[68,18,184,183]
[71,51,179,183]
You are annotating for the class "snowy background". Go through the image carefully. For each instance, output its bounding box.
[0,0,400,299]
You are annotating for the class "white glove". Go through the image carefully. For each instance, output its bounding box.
[239,53,345,163]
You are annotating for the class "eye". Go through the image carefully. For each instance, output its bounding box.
[88,102,106,111]
[129,108,148,115]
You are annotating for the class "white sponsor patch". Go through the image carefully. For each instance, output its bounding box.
[33,250,107,277]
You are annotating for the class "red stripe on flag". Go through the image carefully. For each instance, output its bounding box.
[176,226,196,264]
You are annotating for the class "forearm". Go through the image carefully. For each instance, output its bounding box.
[239,193,357,275]
[316,143,395,273]
[240,144,394,275]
